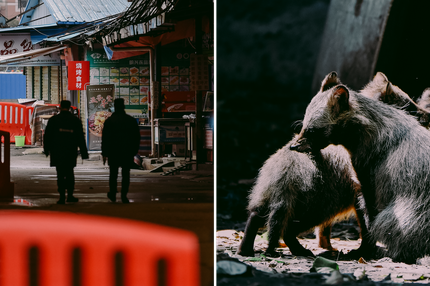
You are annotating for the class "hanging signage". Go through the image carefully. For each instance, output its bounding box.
[68,61,90,90]
[86,84,115,151]
[0,34,32,55]
[0,34,61,67]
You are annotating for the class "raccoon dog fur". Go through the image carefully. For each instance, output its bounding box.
[237,71,425,257]
[293,74,430,263]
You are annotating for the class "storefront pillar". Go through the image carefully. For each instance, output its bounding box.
[195,16,204,166]
[154,43,163,157]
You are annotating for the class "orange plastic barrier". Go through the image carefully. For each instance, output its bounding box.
[24,106,34,145]
[0,210,200,286]
[0,103,27,143]
[0,131,14,202]
[0,104,79,146]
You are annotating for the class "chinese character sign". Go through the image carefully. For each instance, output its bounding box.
[68,61,90,90]
[0,34,33,55]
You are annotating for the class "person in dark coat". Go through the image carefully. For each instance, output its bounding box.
[43,100,89,204]
[102,98,140,203]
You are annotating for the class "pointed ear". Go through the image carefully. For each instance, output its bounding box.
[373,72,388,84]
[321,71,341,92]
[329,85,350,115]
[378,82,393,103]
[419,88,430,103]
[385,82,394,95]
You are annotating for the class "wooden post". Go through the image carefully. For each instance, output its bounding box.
[195,90,202,167]
[195,16,203,167]
[312,0,393,93]
[0,131,14,202]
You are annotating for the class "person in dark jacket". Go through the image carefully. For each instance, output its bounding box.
[44,100,89,204]
[102,98,140,203]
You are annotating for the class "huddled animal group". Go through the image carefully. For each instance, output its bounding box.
[237,71,430,264]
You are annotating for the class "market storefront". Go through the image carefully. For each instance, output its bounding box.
[87,46,195,107]
[84,45,200,156]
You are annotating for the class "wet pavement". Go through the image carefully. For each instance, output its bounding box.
[1,145,214,286]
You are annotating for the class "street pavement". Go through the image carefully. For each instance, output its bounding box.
[1,145,214,286]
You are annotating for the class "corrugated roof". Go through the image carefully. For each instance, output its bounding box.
[41,0,130,24]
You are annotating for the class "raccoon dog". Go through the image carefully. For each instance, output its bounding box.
[292,73,430,263]
[237,71,428,257]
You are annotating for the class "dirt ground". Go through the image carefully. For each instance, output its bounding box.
[216,225,430,285]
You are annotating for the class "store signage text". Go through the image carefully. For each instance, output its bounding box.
[0,35,33,55]
[68,61,90,90]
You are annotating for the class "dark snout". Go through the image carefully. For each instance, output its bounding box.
[402,101,419,113]
[290,138,312,153]
[403,102,430,128]
[417,111,430,128]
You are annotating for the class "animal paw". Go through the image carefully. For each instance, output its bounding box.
[291,248,315,258]
[236,249,255,257]
[264,249,282,257]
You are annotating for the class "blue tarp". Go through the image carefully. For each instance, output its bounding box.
[0,74,26,99]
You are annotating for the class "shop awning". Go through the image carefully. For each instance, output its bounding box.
[103,17,210,60]
[30,28,68,44]
[0,45,67,64]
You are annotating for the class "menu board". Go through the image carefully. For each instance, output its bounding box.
[87,48,193,112]
[190,54,209,91]
[161,65,190,92]
[87,50,150,112]
[160,48,192,93]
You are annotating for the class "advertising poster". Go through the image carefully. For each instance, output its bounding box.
[86,84,115,150]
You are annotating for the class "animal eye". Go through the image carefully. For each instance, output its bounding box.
[306,127,325,138]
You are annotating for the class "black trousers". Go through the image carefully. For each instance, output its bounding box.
[109,165,130,196]
[56,166,75,197]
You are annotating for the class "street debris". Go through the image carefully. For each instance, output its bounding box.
[217,229,430,285]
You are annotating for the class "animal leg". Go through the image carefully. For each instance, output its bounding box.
[317,222,337,251]
[237,210,265,256]
[264,204,286,257]
[283,230,315,257]
[346,197,378,259]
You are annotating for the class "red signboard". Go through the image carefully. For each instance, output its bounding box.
[68,61,90,90]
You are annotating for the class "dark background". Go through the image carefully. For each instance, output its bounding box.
[216,0,430,226]
[216,0,331,224]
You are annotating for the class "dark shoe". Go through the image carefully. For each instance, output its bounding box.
[57,198,65,204]
[107,192,116,203]
[66,196,79,203]
[121,195,130,204]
